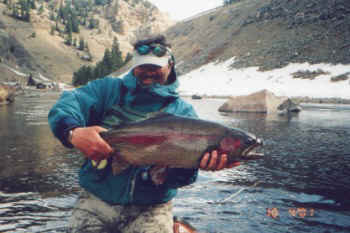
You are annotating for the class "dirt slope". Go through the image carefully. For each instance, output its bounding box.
[165,0,350,75]
[0,0,173,83]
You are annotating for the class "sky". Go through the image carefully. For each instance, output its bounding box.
[177,58,350,99]
[148,0,223,20]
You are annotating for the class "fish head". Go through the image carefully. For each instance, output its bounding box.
[218,128,264,161]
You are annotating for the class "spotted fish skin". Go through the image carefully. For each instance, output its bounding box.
[100,113,263,174]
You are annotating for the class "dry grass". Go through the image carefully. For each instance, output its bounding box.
[0,2,138,83]
[292,69,330,80]
[0,4,92,83]
[330,72,350,82]
[167,0,350,74]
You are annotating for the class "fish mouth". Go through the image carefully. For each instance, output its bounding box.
[242,138,264,160]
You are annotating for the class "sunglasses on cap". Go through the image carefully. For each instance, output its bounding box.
[136,43,169,57]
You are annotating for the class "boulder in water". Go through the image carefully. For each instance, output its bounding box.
[0,83,17,104]
[277,98,302,114]
[218,89,301,114]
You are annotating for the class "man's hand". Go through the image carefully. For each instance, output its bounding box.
[199,150,241,171]
[70,126,113,161]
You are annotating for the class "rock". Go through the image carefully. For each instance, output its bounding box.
[27,73,36,86]
[0,87,7,103]
[36,83,46,89]
[0,83,17,104]
[80,54,92,61]
[277,98,302,114]
[191,94,202,100]
[218,89,288,113]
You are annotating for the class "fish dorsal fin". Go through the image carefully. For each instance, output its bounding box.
[108,112,177,131]
[130,112,178,125]
[145,112,175,121]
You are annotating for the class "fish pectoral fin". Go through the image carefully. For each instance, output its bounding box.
[111,157,130,175]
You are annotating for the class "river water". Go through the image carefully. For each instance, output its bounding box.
[0,91,349,233]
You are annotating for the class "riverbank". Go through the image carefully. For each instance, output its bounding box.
[182,94,350,105]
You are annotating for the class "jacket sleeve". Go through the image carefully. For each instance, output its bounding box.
[162,98,199,188]
[48,77,123,148]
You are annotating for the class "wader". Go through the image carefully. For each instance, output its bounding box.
[68,190,173,233]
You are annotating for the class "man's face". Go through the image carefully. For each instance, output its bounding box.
[133,64,172,86]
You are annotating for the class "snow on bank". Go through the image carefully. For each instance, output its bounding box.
[1,63,73,91]
[178,58,350,99]
[1,64,27,77]
[57,83,73,90]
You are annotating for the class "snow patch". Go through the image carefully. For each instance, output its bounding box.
[178,58,350,99]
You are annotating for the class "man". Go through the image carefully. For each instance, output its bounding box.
[48,35,239,233]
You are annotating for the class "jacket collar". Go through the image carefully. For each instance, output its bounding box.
[122,68,179,98]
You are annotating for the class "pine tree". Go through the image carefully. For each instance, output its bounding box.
[65,32,72,46]
[71,9,79,33]
[55,19,60,32]
[49,12,56,21]
[79,37,85,51]
[12,4,19,18]
[124,52,133,65]
[19,0,26,19]
[58,3,64,20]
[72,38,130,85]
[102,48,113,74]
[29,0,36,9]
[50,25,55,35]
[88,17,99,29]
[22,0,31,21]
[93,62,104,79]
[81,10,87,26]
[65,16,73,34]
[223,0,239,6]
[111,37,123,70]
[72,65,93,86]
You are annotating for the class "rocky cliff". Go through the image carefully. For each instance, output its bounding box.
[0,0,173,83]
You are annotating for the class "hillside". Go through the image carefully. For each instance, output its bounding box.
[0,0,173,83]
[1,0,350,88]
[166,0,350,75]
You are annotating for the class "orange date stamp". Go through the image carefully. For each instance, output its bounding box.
[266,207,315,219]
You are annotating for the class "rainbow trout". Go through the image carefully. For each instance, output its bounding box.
[99,113,263,174]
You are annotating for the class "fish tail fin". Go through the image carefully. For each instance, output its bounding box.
[173,216,198,233]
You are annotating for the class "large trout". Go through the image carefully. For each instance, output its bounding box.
[99,113,263,174]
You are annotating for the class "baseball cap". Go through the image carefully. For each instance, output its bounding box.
[131,43,173,70]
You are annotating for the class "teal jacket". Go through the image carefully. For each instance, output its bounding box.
[48,70,199,205]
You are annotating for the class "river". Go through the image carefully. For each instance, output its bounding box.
[0,91,350,233]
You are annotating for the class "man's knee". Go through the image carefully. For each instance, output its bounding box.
[68,191,120,233]
[123,202,174,233]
